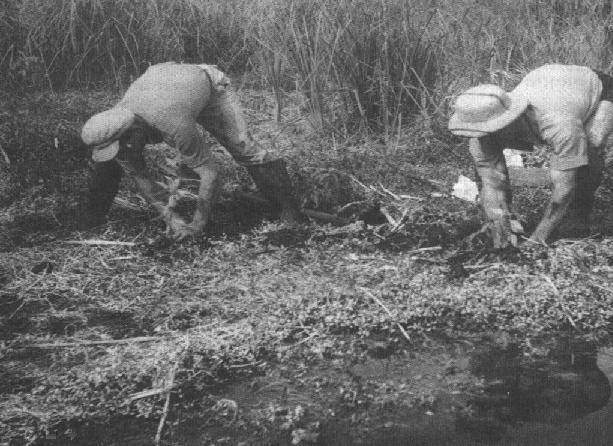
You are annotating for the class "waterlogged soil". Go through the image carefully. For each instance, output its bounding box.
[4,89,613,446]
[44,335,613,446]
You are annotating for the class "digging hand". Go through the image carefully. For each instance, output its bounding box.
[164,214,192,240]
[487,211,525,249]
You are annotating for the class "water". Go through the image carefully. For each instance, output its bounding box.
[80,336,613,446]
[455,342,613,446]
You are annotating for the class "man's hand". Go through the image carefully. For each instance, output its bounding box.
[529,168,577,244]
[486,210,524,248]
[166,213,205,241]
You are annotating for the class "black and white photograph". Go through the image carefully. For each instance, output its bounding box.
[2,0,613,444]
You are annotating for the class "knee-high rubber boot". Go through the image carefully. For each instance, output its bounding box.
[80,160,123,228]
[561,147,604,237]
[246,159,305,224]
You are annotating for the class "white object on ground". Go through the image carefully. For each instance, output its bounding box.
[503,149,524,167]
[452,175,479,203]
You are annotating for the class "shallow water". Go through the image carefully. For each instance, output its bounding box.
[77,336,613,446]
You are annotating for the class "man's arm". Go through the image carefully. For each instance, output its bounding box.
[469,137,522,248]
[132,174,171,216]
[131,163,219,240]
[120,129,173,217]
[529,168,577,244]
[183,160,219,236]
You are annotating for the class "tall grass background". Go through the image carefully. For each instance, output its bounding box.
[2,0,613,136]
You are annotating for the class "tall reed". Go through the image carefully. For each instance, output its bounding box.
[3,0,613,136]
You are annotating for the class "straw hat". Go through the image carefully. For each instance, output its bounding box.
[81,107,135,162]
[448,84,528,138]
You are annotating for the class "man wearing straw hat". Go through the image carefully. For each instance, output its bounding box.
[449,64,613,247]
[80,62,304,239]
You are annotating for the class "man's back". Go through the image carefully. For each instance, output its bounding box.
[119,62,212,122]
[513,64,602,124]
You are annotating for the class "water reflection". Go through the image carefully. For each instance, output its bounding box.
[459,337,612,442]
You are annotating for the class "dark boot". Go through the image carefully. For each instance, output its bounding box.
[79,160,123,228]
[558,149,603,238]
[246,159,305,224]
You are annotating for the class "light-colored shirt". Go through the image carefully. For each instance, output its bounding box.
[512,64,602,170]
[118,62,213,168]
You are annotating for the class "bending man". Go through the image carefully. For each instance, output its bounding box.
[449,64,613,246]
[80,62,303,239]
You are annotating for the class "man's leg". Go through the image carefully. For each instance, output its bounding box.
[198,89,305,224]
[81,159,123,228]
[564,145,604,234]
[567,99,613,235]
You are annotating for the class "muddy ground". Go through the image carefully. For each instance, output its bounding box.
[2,88,613,445]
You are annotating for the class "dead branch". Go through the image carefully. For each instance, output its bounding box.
[22,336,173,349]
[155,361,178,446]
[65,239,137,247]
[235,191,350,225]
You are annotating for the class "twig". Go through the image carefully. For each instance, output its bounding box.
[155,361,179,446]
[113,197,147,212]
[390,208,409,232]
[410,256,446,264]
[127,386,175,403]
[349,175,370,192]
[0,142,10,165]
[403,171,447,192]
[520,235,548,247]
[368,184,393,200]
[377,182,401,201]
[22,335,173,349]
[228,361,264,369]
[463,262,501,271]
[303,209,350,226]
[336,200,371,216]
[407,246,442,254]
[357,287,412,343]
[398,194,424,201]
[65,239,137,247]
[379,206,397,226]
[278,332,318,352]
[235,191,350,225]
